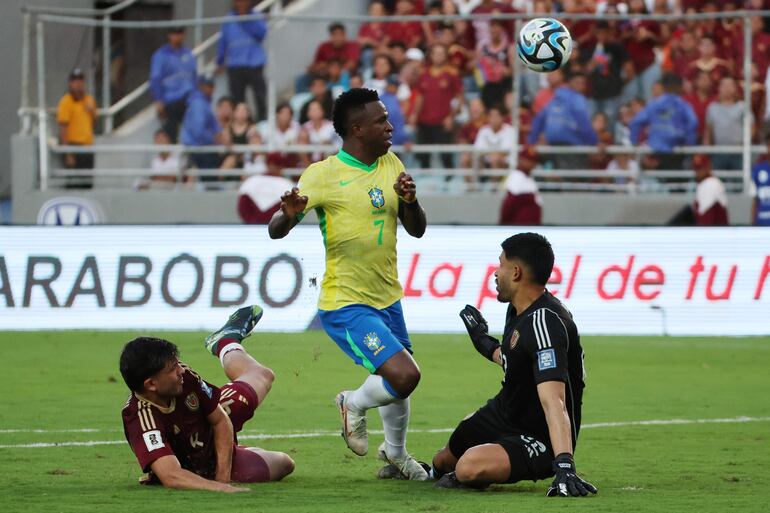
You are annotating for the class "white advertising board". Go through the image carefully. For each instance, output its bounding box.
[1,226,769,335]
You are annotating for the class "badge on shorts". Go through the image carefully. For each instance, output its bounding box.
[510,330,520,349]
[537,349,556,370]
[185,392,200,412]
[364,332,381,351]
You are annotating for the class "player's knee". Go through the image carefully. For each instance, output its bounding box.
[273,453,295,481]
[393,366,421,397]
[261,366,275,388]
[455,455,484,484]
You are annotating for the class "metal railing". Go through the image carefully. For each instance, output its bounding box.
[43,142,753,194]
[19,0,286,135]
[20,8,769,194]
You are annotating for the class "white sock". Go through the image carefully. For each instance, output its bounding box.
[379,397,410,461]
[346,375,397,413]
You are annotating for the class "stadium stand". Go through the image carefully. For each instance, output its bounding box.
[8,0,770,224]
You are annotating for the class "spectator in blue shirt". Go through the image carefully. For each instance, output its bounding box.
[217,0,268,121]
[181,77,223,180]
[380,74,409,146]
[150,26,197,142]
[752,134,770,226]
[630,73,698,170]
[528,73,597,170]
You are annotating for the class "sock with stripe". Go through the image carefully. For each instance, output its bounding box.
[346,375,397,413]
[378,397,410,461]
[214,338,244,365]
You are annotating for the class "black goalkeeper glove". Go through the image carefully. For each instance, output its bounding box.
[459,305,500,361]
[546,453,597,497]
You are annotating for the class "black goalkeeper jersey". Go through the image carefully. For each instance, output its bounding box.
[491,290,585,449]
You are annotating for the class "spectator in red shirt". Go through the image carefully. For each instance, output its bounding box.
[695,2,719,40]
[238,153,295,224]
[458,98,487,170]
[434,22,472,76]
[732,16,770,80]
[499,146,542,226]
[357,1,390,70]
[308,23,361,79]
[684,37,731,85]
[670,30,700,87]
[563,0,597,50]
[411,44,464,168]
[471,0,516,46]
[477,20,514,110]
[385,0,424,48]
[714,2,741,58]
[620,0,661,103]
[693,154,729,226]
[683,70,715,140]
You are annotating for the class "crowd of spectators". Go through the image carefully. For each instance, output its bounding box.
[290,0,770,183]
[54,0,770,222]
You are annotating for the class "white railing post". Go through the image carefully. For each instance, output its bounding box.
[266,14,276,151]
[102,15,113,133]
[742,13,753,196]
[20,12,32,134]
[36,20,49,191]
[510,18,523,173]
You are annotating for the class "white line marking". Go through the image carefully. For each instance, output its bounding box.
[0,416,768,449]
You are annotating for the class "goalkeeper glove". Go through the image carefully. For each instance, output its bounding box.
[546,453,597,497]
[459,305,500,361]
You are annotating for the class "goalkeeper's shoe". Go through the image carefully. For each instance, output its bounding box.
[335,391,368,456]
[376,442,430,481]
[204,305,263,355]
[434,472,467,489]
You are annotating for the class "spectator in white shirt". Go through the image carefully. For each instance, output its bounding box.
[474,104,516,170]
[297,100,340,166]
[135,129,183,190]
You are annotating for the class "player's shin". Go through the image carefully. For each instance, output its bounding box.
[378,398,409,461]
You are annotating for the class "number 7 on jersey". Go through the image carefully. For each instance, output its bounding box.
[373,219,384,245]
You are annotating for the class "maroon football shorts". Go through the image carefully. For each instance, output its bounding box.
[231,446,271,483]
[219,381,258,433]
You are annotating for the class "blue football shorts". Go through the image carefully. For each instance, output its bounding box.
[318,300,413,373]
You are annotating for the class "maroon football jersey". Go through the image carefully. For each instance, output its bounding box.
[122,365,222,479]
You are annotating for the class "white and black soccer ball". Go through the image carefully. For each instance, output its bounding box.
[516,18,573,73]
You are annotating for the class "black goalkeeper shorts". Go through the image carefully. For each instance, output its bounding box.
[447,400,554,484]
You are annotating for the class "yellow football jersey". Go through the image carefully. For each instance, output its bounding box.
[297,150,405,311]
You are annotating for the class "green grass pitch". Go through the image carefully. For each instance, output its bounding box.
[0,330,768,512]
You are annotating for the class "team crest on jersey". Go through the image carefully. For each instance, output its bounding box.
[368,187,385,208]
[510,330,520,349]
[185,392,200,412]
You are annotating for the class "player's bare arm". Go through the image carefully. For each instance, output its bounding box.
[149,455,249,493]
[268,187,308,239]
[208,405,235,483]
[395,172,426,238]
[537,380,597,497]
[536,380,573,456]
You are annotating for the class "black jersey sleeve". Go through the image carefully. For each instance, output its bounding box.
[519,308,570,385]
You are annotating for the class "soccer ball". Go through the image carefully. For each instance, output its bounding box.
[516,18,573,73]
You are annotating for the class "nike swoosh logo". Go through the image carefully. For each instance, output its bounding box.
[339,179,356,186]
